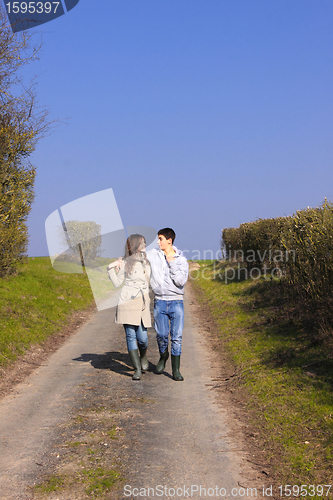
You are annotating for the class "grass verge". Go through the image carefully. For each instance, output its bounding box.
[0,257,98,367]
[191,261,333,499]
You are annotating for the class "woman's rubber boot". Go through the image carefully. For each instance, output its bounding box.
[138,346,149,372]
[155,348,169,374]
[171,354,184,381]
[128,349,141,380]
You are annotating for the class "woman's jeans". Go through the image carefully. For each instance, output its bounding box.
[154,299,184,356]
[124,323,148,352]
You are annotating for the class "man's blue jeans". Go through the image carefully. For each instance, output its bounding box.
[154,299,184,356]
[123,323,148,352]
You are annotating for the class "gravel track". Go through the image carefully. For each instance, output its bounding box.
[0,284,262,499]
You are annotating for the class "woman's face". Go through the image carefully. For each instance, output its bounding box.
[138,238,146,252]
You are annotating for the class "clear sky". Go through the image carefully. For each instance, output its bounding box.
[23,0,333,259]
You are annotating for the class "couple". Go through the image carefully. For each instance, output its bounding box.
[107,228,188,382]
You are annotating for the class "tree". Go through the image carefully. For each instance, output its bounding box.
[57,220,103,267]
[0,5,48,276]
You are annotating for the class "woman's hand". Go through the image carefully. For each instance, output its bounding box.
[108,258,123,271]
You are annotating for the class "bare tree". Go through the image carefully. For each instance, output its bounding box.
[57,221,103,267]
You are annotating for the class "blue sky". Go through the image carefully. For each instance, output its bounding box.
[23,0,333,258]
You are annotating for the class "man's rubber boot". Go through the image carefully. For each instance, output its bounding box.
[171,354,184,381]
[155,348,169,374]
[138,346,149,372]
[128,349,141,380]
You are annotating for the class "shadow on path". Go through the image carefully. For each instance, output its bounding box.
[72,352,169,378]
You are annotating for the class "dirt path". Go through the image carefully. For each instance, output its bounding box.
[0,284,264,500]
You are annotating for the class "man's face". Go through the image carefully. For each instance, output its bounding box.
[158,234,172,252]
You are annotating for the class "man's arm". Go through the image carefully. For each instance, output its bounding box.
[168,258,189,288]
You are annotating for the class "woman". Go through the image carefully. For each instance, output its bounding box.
[107,234,151,380]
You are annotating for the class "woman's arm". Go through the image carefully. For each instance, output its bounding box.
[107,258,123,271]
[107,260,125,287]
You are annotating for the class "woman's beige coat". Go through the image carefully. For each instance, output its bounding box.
[108,255,151,327]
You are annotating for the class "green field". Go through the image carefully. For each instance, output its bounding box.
[0,257,96,366]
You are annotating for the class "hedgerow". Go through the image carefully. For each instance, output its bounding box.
[222,200,333,339]
[0,6,48,276]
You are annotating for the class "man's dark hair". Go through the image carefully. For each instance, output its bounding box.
[158,228,176,243]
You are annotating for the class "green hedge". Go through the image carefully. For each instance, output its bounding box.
[222,200,333,330]
[0,8,48,276]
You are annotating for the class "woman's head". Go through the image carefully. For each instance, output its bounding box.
[124,234,147,275]
[124,234,146,258]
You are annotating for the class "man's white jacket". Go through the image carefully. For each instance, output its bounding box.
[147,247,189,300]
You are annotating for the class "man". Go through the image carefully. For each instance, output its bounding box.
[147,228,189,381]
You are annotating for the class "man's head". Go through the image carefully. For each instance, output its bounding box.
[157,228,176,253]
[158,228,175,243]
